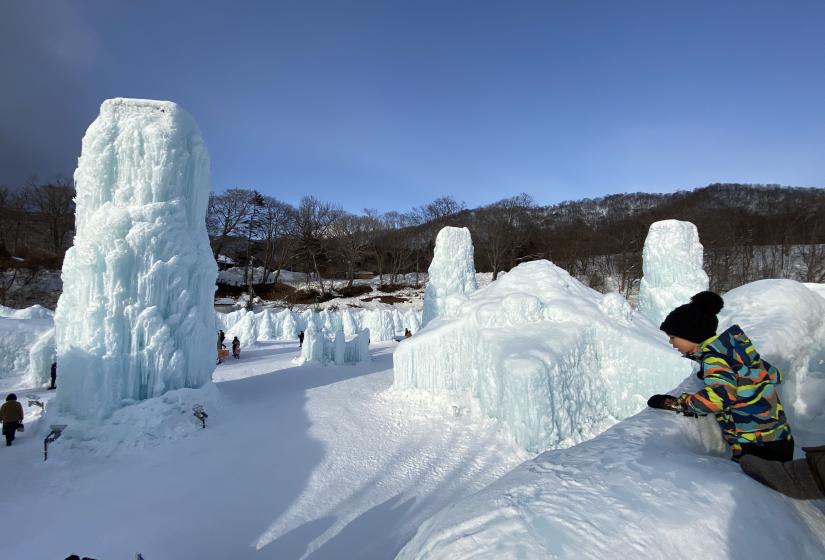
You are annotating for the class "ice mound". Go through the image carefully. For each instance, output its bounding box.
[394,260,691,452]
[54,98,217,420]
[422,227,477,326]
[638,219,709,325]
[397,278,825,560]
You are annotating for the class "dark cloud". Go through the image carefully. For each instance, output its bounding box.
[0,1,101,187]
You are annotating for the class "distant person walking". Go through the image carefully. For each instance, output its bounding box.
[232,336,241,359]
[49,361,57,390]
[298,331,304,348]
[1,393,24,446]
[217,330,227,364]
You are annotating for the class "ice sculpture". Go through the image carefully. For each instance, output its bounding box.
[638,220,709,325]
[54,98,217,420]
[394,260,691,453]
[421,227,477,326]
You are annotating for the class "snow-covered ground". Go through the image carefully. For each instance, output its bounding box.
[1,276,824,559]
[0,341,527,559]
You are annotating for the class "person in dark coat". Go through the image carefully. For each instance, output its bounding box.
[232,336,241,359]
[1,393,24,446]
[298,331,304,348]
[741,445,825,499]
[50,361,57,390]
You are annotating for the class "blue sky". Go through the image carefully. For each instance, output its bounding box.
[1,1,823,213]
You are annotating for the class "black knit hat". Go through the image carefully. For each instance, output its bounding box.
[659,291,724,344]
[6,393,16,401]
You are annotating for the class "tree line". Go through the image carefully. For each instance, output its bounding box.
[1,180,823,305]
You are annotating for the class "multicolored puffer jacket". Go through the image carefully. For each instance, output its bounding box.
[680,325,792,457]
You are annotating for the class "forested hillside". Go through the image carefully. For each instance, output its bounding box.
[0,181,822,307]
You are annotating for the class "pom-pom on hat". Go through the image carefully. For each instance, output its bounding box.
[659,291,724,344]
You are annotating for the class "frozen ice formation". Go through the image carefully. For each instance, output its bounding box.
[394,260,691,453]
[299,324,370,365]
[218,307,421,347]
[396,279,825,560]
[54,98,217,420]
[0,306,54,384]
[422,227,477,327]
[638,219,709,326]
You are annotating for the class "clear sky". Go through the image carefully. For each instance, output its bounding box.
[1,0,823,213]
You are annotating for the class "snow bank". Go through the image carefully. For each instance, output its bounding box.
[397,278,825,559]
[55,98,217,420]
[422,227,477,326]
[394,260,691,453]
[638,219,709,325]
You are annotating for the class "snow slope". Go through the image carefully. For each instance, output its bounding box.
[0,341,527,559]
[397,279,825,559]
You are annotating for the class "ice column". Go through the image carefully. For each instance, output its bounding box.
[638,220,709,326]
[55,98,218,420]
[422,227,477,326]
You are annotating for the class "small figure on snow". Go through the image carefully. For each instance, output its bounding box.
[217,330,226,350]
[404,328,412,338]
[232,336,241,359]
[1,393,24,447]
[217,330,227,364]
[298,330,304,348]
[49,361,57,390]
[650,291,794,463]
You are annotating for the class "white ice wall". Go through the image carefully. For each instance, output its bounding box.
[422,227,477,327]
[55,98,217,420]
[394,260,691,453]
[219,307,421,346]
[0,312,54,382]
[638,219,709,325]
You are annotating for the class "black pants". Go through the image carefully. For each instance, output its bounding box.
[739,437,795,463]
[2,422,20,446]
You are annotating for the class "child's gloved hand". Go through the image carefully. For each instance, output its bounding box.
[647,394,679,410]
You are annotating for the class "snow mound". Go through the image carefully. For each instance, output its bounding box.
[46,383,222,457]
[638,219,709,325]
[394,260,691,452]
[422,227,477,326]
[55,98,217,420]
[397,278,825,560]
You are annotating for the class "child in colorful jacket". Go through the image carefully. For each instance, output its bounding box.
[657,291,794,462]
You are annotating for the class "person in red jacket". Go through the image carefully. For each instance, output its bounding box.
[1,393,24,446]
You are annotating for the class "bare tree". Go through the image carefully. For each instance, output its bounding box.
[207,188,256,261]
[472,194,534,280]
[294,196,343,296]
[27,179,76,253]
[333,213,371,287]
[258,196,298,283]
